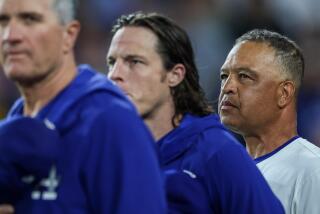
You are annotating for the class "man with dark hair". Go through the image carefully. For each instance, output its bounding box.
[219,29,320,214]
[108,12,284,214]
[0,0,166,213]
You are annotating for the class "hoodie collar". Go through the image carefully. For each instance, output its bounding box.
[158,114,221,165]
[7,64,125,133]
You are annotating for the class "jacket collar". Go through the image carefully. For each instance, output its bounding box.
[158,114,221,165]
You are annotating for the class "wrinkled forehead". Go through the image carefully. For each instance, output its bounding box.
[222,41,278,70]
[0,0,55,14]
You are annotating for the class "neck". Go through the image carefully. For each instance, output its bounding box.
[18,56,77,117]
[244,111,298,159]
[143,101,177,141]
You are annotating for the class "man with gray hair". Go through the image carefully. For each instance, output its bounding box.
[219,29,320,214]
[0,0,167,213]
[108,13,284,214]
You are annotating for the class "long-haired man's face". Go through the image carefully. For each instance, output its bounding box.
[107,26,172,119]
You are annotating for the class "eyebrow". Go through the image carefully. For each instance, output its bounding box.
[0,12,44,21]
[221,67,256,74]
[124,54,147,60]
[107,53,147,61]
[18,12,43,19]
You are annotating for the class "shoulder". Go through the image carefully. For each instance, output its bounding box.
[182,115,253,173]
[193,114,245,160]
[290,138,320,177]
[295,138,320,159]
[285,138,320,172]
[258,137,320,184]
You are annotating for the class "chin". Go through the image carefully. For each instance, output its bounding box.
[4,64,28,79]
[220,116,240,131]
[8,71,46,86]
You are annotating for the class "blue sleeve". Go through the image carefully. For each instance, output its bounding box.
[164,169,212,214]
[204,135,284,214]
[0,117,60,204]
[80,104,167,214]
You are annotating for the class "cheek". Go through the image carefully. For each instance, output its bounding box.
[218,92,223,105]
[36,29,64,54]
[0,39,3,61]
[241,90,276,118]
[135,81,160,99]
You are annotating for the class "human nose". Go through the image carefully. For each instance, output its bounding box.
[221,75,237,95]
[1,20,23,44]
[108,60,126,83]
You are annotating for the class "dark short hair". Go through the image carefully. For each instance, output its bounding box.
[235,29,304,91]
[112,12,213,126]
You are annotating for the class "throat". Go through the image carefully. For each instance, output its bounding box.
[145,117,175,141]
[19,65,77,117]
[246,141,267,159]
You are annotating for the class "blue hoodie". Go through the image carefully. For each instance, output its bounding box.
[160,114,284,214]
[0,65,167,214]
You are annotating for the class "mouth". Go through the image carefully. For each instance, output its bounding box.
[120,89,133,99]
[4,51,27,60]
[219,100,238,111]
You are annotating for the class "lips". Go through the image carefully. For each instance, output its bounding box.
[3,50,28,61]
[118,87,132,98]
[219,99,239,111]
[2,44,27,57]
[5,50,26,55]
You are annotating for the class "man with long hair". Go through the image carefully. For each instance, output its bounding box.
[107,12,284,213]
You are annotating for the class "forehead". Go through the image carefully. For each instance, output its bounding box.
[109,26,159,55]
[0,0,55,14]
[222,41,279,71]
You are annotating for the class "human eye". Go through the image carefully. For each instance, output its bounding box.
[239,73,250,79]
[0,15,9,27]
[107,57,115,69]
[238,72,255,84]
[20,13,42,25]
[130,58,143,65]
[220,72,228,81]
[127,57,145,69]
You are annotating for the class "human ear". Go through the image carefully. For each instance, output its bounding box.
[62,20,81,54]
[167,64,186,87]
[278,81,295,108]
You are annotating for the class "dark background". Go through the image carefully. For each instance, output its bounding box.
[1,0,319,146]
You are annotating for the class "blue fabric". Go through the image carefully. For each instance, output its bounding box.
[160,114,284,214]
[0,116,60,203]
[0,65,167,214]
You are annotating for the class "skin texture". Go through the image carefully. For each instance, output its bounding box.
[107,26,185,140]
[0,204,13,214]
[0,0,80,116]
[218,41,297,157]
[0,0,78,212]
[0,0,64,84]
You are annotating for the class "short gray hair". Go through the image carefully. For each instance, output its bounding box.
[236,29,304,91]
[52,0,78,25]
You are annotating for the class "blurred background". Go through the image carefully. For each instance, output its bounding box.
[0,0,319,146]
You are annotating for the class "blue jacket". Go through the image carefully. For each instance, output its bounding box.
[0,65,167,214]
[160,114,284,214]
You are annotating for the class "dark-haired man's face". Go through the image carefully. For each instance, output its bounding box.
[218,41,285,136]
[107,26,172,119]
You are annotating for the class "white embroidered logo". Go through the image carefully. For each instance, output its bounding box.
[31,165,60,200]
